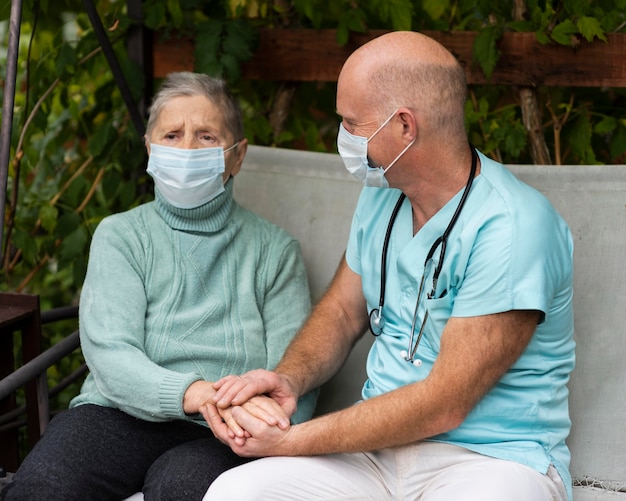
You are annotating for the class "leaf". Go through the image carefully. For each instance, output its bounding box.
[422,0,449,21]
[508,20,533,32]
[388,0,414,31]
[196,20,224,52]
[33,106,48,132]
[473,26,501,79]
[195,20,259,80]
[167,0,184,27]
[89,121,115,158]
[220,53,241,81]
[609,125,626,160]
[56,212,81,239]
[60,226,89,264]
[550,20,578,46]
[503,124,527,159]
[72,254,88,288]
[118,180,140,209]
[294,0,322,28]
[39,205,58,233]
[530,2,555,31]
[195,20,224,75]
[13,230,38,265]
[576,16,607,42]
[336,23,349,46]
[535,30,551,45]
[55,43,78,77]
[223,21,257,61]
[593,116,617,135]
[143,0,166,30]
[337,7,367,40]
[567,113,596,164]
[563,0,589,16]
[0,2,10,21]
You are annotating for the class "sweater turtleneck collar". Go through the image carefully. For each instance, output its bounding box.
[155,177,235,233]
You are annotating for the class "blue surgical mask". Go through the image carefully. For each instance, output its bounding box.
[147,142,238,208]
[337,109,414,188]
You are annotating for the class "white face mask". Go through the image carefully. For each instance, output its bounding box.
[147,142,238,208]
[337,109,414,188]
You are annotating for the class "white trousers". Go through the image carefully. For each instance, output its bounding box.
[204,442,568,501]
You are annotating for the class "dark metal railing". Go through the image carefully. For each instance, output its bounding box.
[0,305,81,439]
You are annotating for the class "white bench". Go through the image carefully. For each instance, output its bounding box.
[233,145,626,501]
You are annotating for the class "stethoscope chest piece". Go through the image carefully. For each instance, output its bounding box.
[369,308,384,336]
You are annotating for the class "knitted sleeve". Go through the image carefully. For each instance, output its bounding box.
[76,211,201,421]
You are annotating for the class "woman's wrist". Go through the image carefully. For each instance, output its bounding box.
[183,379,216,414]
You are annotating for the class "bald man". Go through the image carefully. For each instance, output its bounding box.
[203,31,575,501]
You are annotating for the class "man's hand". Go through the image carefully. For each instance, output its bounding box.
[211,369,299,419]
[210,402,296,458]
[201,394,290,447]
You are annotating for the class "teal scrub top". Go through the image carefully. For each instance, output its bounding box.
[345,151,575,500]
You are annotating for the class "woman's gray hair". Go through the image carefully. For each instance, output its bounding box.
[145,72,244,144]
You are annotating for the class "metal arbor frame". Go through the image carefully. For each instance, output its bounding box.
[0,0,152,470]
[0,0,152,262]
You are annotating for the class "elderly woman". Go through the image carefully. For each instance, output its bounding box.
[2,72,316,501]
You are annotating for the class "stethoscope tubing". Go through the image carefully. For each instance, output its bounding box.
[368,145,478,353]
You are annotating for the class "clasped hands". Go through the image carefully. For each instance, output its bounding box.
[195,369,297,457]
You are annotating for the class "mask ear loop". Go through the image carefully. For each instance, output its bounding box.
[381,137,417,174]
[366,108,400,144]
[224,141,240,153]
[367,109,414,173]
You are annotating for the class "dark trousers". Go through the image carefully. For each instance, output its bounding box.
[1,404,250,501]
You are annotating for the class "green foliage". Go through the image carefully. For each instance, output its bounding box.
[465,93,528,160]
[473,25,503,79]
[194,18,259,80]
[1,0,624,303]
[2,0,147,289]
[2,0,625,298]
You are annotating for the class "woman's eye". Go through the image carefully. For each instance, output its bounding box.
[200,134,217,143]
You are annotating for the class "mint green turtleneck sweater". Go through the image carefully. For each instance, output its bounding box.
[71,179,316,425]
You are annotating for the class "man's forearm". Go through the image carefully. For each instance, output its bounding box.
[275,314,363,397]
[276,257,369,396]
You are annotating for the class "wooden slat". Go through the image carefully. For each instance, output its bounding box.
[153,29,626,88]
[153,35,194,79]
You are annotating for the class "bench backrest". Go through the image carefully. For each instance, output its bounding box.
[235,145,626,491]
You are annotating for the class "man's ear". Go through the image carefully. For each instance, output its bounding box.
[398,108,417,144]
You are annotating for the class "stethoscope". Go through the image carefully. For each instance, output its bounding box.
[368,145,478,365]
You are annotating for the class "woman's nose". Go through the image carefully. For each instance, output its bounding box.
[181,135,199,149]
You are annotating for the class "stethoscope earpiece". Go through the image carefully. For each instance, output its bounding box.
[400,350,423,366]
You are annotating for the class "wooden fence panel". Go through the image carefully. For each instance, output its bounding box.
[153,29,626,87]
